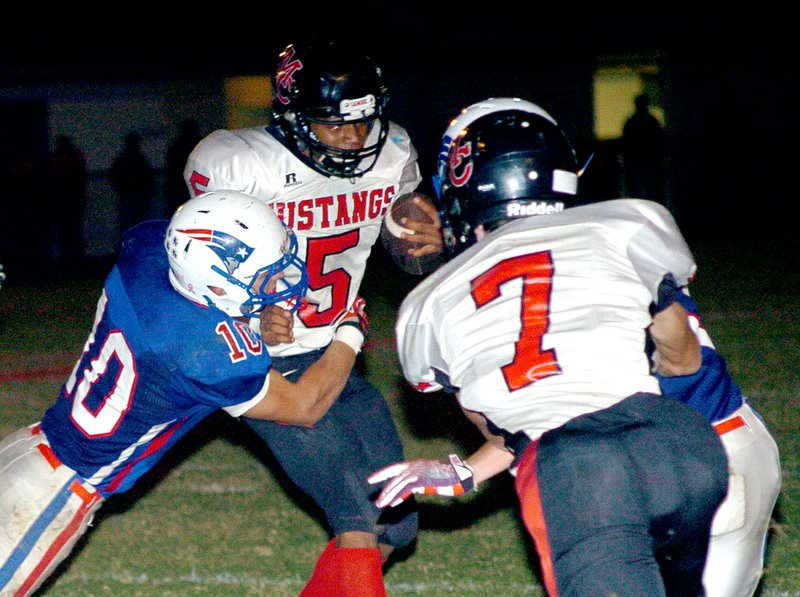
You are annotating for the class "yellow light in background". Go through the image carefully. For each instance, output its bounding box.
[593,60,663,141]
[224,76,273,129]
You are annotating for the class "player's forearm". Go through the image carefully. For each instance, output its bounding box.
[650,303,702,376]
[464,442,515,485]
[460,408,516,483]
[292,340,356,426]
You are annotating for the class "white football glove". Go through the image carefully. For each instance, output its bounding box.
[368,454,476,508]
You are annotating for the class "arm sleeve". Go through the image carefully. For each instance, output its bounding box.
[396,284,448,393]
[626,201,696,300]
[391,123,423,197]
[183,130,262,197]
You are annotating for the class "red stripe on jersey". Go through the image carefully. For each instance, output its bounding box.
[104,422,183,494]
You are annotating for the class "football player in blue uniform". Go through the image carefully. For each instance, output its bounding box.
[0,190,363,596]
[653,290,780,597]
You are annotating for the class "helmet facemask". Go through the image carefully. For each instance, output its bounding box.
[285,108,389,178]
[207,228,308,316]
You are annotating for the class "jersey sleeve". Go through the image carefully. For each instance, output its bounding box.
[395,277,449,393]
[626,200,696,301]
[183,129,263,197]
[388,122,423,197]
[222,373,271,417]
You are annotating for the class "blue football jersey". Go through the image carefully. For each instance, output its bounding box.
[41,221,272,496]
[657,290,743,422]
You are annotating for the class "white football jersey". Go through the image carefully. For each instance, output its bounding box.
[396,199,696,443]
[184,122,421,355]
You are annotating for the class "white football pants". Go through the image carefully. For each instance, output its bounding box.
[0,423,103,596]
[705,402,781,597]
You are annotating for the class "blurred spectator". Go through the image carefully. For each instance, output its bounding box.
[622,94,665,202]
[47,135,87,266]
[110,131,155,235]
[4,149,47,269]
[164,119,202,214]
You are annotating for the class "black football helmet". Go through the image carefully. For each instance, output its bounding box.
[272,40,389,178]
[439,108,579,254]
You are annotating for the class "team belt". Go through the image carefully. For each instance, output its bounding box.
[714,415,746,435]
[31,423,99,506]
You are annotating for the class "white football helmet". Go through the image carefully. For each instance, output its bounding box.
[432,97,558,198]
[165,190,308,317]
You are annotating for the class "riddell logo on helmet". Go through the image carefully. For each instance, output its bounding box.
[506,202,565,217]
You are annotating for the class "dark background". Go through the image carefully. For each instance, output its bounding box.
[1,6,797,260]
[2,7,789,80]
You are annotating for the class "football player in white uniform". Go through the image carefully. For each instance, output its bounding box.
[183,39,441,596]
[368,105,730,595]
[426,98,781,597]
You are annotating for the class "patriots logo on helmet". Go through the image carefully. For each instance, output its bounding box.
[178,228,253,274]
[275,46,303,106]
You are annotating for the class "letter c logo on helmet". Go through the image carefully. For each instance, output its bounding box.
[448,140,473,188]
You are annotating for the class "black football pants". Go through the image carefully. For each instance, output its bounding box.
[515,392,728,597]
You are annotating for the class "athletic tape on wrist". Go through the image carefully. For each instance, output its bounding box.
[449,453,477,492]
[334,325,365,354]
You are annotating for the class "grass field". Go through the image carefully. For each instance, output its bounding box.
[0,235,797,596]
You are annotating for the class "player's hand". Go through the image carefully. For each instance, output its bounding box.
[367,455,475,508]
[0,263,5,290]
[400,196,443,257]
[259,304,294,345]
